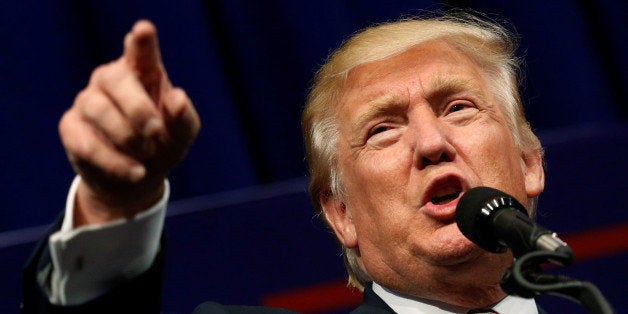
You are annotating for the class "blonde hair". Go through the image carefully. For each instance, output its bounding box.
[301,13,543,290]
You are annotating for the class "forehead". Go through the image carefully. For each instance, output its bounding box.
[335,40,490,115]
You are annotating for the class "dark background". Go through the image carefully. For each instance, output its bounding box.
[1,0,626,313]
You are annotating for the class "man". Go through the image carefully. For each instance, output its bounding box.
[23,13,545,313]
[301,15,545,313]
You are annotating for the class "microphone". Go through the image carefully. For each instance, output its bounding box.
[455,186,574,264]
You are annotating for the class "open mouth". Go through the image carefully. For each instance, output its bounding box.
[428,179,463,206]
[431,187,461,205]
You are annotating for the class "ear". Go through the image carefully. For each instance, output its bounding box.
[320,192,358,249]
[522,148,545,199]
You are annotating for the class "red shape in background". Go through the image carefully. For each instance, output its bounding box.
[263,222,628,313]
[262,280,362,313]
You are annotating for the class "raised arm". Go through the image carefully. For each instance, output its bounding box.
[21,21,201,313]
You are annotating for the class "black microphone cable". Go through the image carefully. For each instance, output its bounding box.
[455,186,615,314]
[502,250,615,314]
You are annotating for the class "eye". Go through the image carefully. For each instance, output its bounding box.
[370,125,389,136]
[365,122,402,146]
[444,100,477,116]
[449,103,467,113]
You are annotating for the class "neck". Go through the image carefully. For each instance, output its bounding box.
[369,254,511,308]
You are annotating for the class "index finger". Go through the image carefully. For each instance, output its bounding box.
[123,20,164,87]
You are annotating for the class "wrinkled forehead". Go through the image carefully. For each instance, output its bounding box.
[333,40,492,117]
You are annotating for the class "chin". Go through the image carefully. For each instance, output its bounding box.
[426,225,486,265]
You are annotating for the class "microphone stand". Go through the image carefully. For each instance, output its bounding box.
[500,250,615,314]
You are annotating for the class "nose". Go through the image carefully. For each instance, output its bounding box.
[411,107,455,169]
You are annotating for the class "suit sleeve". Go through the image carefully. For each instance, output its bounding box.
[21,177,168,314]
[21,215,166,314]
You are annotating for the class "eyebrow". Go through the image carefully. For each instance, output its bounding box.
[350,74,487,134]
[424,74,486,103]
[352,93,408,133]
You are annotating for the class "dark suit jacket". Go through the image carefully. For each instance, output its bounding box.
[350,283,395,313]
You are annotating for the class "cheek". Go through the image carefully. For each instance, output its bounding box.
[458,124,527,195]
[339,148,415,234]
[343,145,412,196]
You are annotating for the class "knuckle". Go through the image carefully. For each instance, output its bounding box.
[127,99,154,123]
[75,134,98,161]
[82,95,110,120]
[89,60,124,86]
[64,134,95,166]
[58,111,82,146]
[58,110,73,136]
[73,89,90,107]
[171,87,191,107]
[89,64,111,84]
[118,128,140,148]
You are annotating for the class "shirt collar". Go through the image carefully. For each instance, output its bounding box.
[372,281,538,314]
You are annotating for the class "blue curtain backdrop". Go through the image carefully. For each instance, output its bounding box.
[1,1,627,313]
[1,1,626,231]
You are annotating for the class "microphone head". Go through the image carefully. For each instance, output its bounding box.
[455,186,527,253]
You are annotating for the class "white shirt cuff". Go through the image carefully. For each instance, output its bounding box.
[46,176,169,305]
